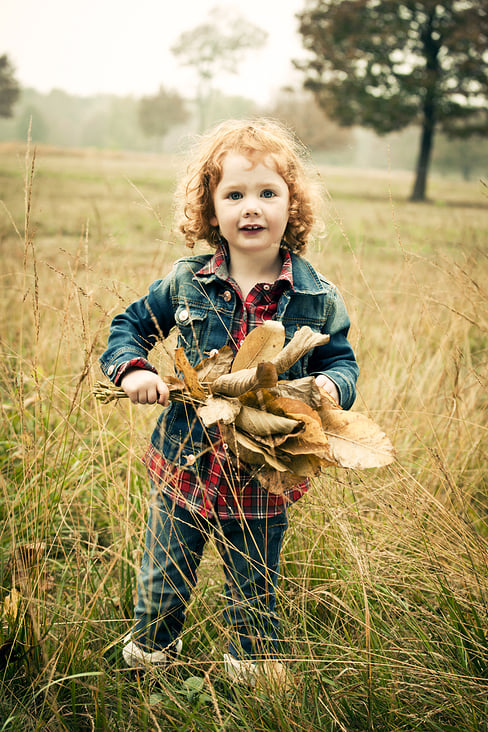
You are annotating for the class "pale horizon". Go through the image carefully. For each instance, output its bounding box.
[1,0,306,103]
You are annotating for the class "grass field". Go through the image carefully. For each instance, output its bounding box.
[1,141,487,731]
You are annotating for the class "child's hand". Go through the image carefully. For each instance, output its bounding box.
[315,374,340,406]
[120,369,169,406]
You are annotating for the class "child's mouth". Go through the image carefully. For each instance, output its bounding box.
[240,225,264,231]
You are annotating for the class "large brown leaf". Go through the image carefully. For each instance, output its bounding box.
[270,327,330,374]
[174,347,206,400]
[320,406,395,469]
[269,376,323,409]
[210,361,278,397]
[198,396,241,426]
[226,427,291,472]
[252,467,305,495]
[231,321,285,372]
[278,410,329,453]
[196,346,234,384]
[235,405,300,436]
[285,453,323,477]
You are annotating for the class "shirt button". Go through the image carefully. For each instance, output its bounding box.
[178,308,189,323]
[223,291,232,302]
[107,365,115,376]
[185,454,196,466]
[263,284,270,291]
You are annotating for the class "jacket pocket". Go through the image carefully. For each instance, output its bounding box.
[174,304,211,366]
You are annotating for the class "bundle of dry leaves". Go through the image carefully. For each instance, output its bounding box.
[96,321,395,495]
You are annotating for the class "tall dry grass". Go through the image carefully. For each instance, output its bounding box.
[0,141,487,730]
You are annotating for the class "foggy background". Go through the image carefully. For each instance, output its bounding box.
[0,0,486,180]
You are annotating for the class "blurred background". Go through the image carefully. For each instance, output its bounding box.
[1,0,487,193]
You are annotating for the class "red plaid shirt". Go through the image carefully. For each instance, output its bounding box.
[139,247,308,519]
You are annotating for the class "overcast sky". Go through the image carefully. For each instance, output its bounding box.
[1,0,306,103]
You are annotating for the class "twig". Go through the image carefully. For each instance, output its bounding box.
[93,380,203,406]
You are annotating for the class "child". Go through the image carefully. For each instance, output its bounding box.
[99,118,358,688]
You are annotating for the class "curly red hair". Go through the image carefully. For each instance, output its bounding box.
[176,118,321,253]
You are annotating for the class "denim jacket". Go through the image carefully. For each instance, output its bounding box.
[99,251,359,473]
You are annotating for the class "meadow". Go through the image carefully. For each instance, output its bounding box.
[0,140,487,731]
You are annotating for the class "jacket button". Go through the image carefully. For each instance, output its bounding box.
[223,291,231,302]
[178,308,189,322]
[107,365,115,376]
[185,454,196,466]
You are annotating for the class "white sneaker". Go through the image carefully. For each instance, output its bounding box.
[122,634,183,668]
[223,653,292,692]
[223,652,259,686]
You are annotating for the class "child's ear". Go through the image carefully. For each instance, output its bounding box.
[210,215,218,226]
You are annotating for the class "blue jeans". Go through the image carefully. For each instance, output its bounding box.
[132,489,288,659]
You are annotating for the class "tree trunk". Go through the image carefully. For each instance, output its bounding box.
[410,109,435,202]
[410,9,439,202]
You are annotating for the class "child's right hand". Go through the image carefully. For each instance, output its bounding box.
[120,369,169,406]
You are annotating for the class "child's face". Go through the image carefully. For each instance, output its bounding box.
[210,153,289,260]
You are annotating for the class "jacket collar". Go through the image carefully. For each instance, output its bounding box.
[195,244,294,290]
[193,244,331,296]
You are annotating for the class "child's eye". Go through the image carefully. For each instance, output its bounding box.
[261,189,276,198]
[228,191,242,200]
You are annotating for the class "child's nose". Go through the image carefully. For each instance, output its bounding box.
[242,198,261,215]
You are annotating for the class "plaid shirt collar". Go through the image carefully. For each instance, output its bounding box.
[196,244,294,290]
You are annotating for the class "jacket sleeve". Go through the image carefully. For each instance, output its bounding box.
[307,288,359,410]
[99,271,175,382]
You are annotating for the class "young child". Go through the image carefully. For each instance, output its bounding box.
[99,118,358,688]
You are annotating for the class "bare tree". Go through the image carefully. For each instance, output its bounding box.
[171,7,268,131]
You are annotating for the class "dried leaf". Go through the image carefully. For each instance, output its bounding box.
[196,346,234,383]
[255,361,278,389]
[266,396,322,424]
[166,375,187,391]
[319,387,342,410]
[235,405,300,436]
[211,367,257,396]
[238,388,272,410]
[252,467,304,495]
[198,396,241,427]
[222,424,266,469]
[248,430,301,448]
[270,376,322,409]
[279,409,329,453]
[211,327,329,397]
[286,453,323,477]
[211,361,277,397]
[174,347,206,400]
[320,408,395,469]
[231,321,285,372]
[279,434,329,455]
[271,327,330,374]
[2,587,21,620]
[225,426,291,472]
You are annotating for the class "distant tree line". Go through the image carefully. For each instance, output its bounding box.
[1,83,485,180]
[1,0,487,194]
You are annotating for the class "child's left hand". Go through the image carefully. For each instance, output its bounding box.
[315,374,340,406]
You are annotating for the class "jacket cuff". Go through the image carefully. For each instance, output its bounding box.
[114,358,158,386]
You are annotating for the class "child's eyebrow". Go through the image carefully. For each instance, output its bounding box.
[218,180,282,191]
